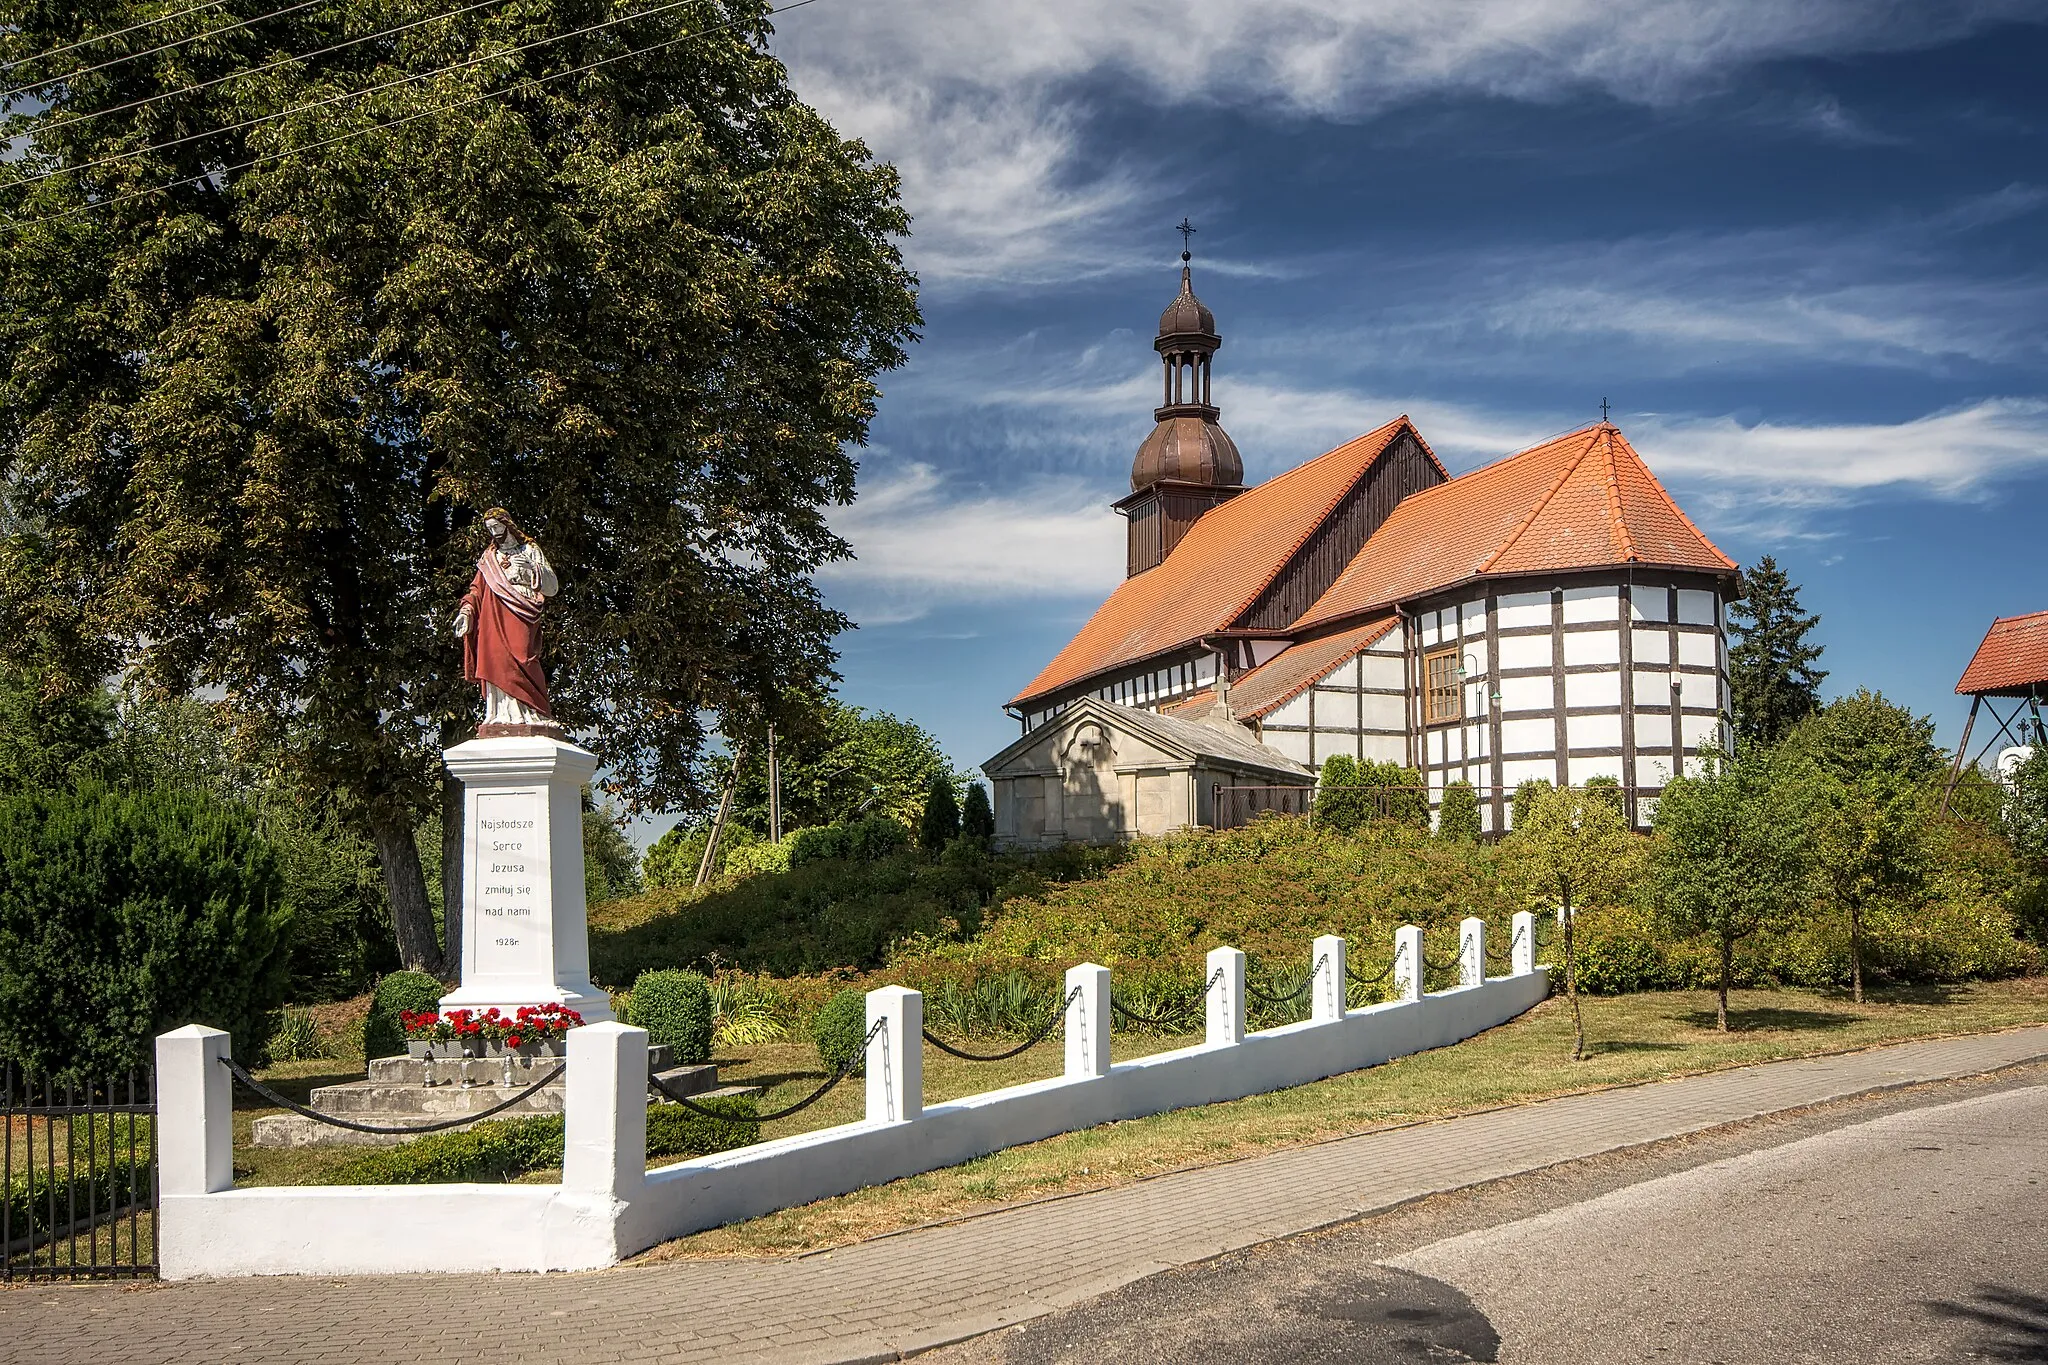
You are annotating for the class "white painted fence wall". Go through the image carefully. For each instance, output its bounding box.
[156,914,1550,1278]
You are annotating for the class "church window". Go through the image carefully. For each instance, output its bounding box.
[1424,647,1462,726]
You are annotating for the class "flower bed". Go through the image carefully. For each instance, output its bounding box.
[400,1005,582,1058]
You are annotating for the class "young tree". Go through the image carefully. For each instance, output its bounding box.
[1503,784,1637,1060]
[962,782,996,845]
[918,775,961,854]
[1728,556,1828,747]
[731,699,954,835]
[1649,748,1814,1029]
[1784,691,1937,1002]
[0,1,920,971]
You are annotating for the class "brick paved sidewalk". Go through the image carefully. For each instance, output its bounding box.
[4,1027,2044,1365]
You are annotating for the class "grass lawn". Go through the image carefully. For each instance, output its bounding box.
[640,976,2048,1260]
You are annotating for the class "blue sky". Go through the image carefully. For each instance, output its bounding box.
[761,1,2048,791]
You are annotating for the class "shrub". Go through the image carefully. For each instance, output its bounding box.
[263,1007,326,1063]
[1511,778,1552,831]
[1359,760,1429,828]
[1438,781,1481,842]
[627,969,714,1063]
[789,815,910,868]
[1583,774,1623,814]
[1314,755,1366,833]
[812,988,868,1074]
[962,782,996,844]
[0,783,292,1077]
[261,798,398,1003]
[328,1097,759,1184]
[1571,906,1670,994]
[725,836,794,881]
[362,971,445,1062]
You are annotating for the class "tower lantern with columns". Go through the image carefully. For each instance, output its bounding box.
[1114,237,1245,577]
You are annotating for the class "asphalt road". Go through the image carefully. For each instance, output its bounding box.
[933,1074,2048,1364]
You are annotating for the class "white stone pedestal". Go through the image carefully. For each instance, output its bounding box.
[438,734,614,1023]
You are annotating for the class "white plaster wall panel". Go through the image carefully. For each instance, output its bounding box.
[1361,692,1407,734]
[1427,729,1445,766]
[1421,615,1443,647]
[1568,756,1623,786]
[1265,731,1310,766]
[1461,601,1488,635]
[1314,730,1358,759]
[1680,672,1718,710]
[1562,586,1619,623]
[1314,688,1360,731]
[1567,713,1622,750]
[1564,670,1622,708]
[1501,718,1554,754]
[1459,639,1490,674]
[1681,713,1720,751]
[1362,653,1406,691]
[1460,723,1489,761]
[1500,757,1556,788]
[1632,629,1670,665]
[1678,589,1717,625]
[1634,756,1672,789]
[1630,585,1670,622]
[1562,629,1620,666]
[1635,715,1675,751]
[1497,634,1552,672]
[1250,640,1289,666]
[1362,735,1407,763]
[1267,694,1311,728]
[1677,632,1718,668]
[1497,592,1550,631]
[1499,675,1552,712]
[1632,670,1674,708]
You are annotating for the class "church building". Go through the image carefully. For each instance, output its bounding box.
[985,258,1738,842]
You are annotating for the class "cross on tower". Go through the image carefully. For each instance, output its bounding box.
[1600,397,1612,422]
[1177,217,1196,261]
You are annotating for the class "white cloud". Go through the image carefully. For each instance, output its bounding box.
[772,0,2038,284]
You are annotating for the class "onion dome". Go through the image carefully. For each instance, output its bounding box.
[1132,260,1241,492]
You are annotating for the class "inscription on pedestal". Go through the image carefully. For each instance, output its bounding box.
[473,790,545,978]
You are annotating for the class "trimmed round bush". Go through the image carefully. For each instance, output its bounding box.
[628,969,713,1063]
[811,988,868,1074]
[0,782,292,1077]
[361,970,445,1061]
[1437,781,1481,842]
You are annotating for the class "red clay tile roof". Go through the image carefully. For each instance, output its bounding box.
[1956,610,2048,696]
[1009,418,1432,708]
[1162,617,1400,720]
[1292,424,1735,632]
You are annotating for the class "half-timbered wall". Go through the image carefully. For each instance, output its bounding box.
[1019,648,1221,732]
[1252,627,1409,769]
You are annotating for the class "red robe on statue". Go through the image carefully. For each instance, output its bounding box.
[461,546,552,717]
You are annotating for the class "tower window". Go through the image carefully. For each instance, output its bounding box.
[1424,647,1462,726]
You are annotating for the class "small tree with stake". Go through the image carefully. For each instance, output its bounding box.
[1503,784,1636,1061]
[1650,746,1815,1030]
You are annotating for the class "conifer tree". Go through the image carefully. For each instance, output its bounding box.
[918,776,960,854]
[961,782,996,845]
[1728,557,1828,748]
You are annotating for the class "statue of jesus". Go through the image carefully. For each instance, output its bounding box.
[453,508,561,731]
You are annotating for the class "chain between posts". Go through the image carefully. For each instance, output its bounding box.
[1110,965,1225,1027]
[921,986,1084,1062]
[220,1055,564,1135]
[651,1018,886,1124]
[1244,952,1330,1007]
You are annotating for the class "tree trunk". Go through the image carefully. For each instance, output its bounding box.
[372,813,444,976]
[1563,889,1584,1062]
[440,769,464,981]
[696,742,746,888]
[1849,900,1863,1005]
[1717,934,1732,1031]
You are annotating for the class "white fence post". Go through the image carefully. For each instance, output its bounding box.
[1460,917,1485,988]
[155,1025,232,1197]
[1312,934,1347,1023]
[1393,925,1424,1002]
[1512,910,1536,975]
[1206,946,1246,1046]
[563,1022,646,1202]
[1065,963,1111,1079]
[866,986,923,1123]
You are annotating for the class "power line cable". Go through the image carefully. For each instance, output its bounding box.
[3,0,225,73]
[4,0,325,104]
[3,0,817,232]
[31,0,511,139]
[8,0,758,192]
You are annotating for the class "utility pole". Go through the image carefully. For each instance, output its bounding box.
[767,724,782,843]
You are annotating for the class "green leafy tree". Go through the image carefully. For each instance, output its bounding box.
[1437,780,1481,842]
[962,782,996,845]
[733,699,954,835]
[1511,777,1553,832]
[1503,784,1637,1060]
[1784,691,1937,1002]
[0,1,921,974]
[1649,748,1814,1030]
[2006,745,2048,867]
[918,774,960,854]
[1582,774,1624,815]
[0,663,115,792]
[1728,556,1827,747]
[583,803,644,907]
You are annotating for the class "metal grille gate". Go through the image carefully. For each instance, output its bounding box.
[2,1063,157,1281]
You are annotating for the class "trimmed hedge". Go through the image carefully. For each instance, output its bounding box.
[361,971,444,1062]
[812,988,867,1074]
[327,1096,760,1185]
[628,969,713,1063]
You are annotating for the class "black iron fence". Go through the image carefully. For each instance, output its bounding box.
[1211,782,1651,832]
[2,1063,157,1281]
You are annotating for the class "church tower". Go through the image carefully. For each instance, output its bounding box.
[1114,249,1244,576]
